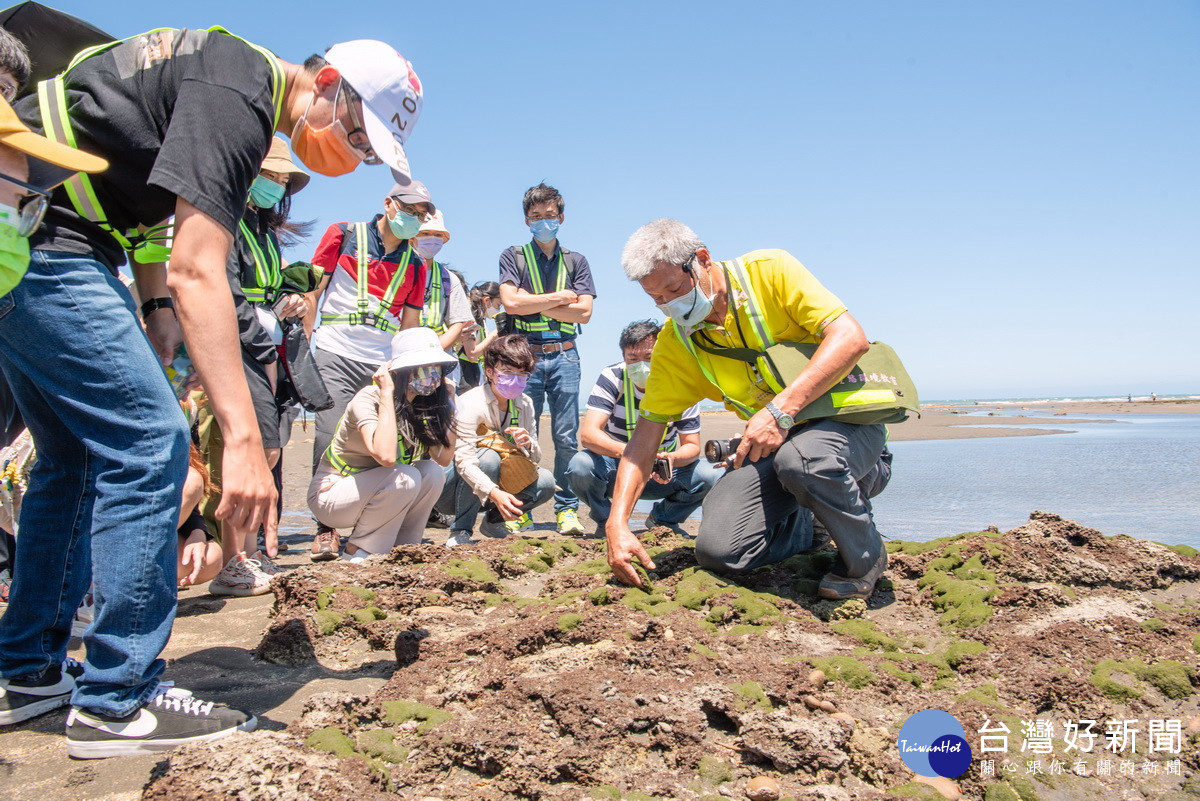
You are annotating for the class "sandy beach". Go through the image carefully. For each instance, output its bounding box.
[3,398,1197,800]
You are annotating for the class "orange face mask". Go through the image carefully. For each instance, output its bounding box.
[290,91,362,177]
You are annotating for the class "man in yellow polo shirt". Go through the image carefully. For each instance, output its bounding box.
[605,218,892,600]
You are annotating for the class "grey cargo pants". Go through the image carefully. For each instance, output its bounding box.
[695,419,891,578]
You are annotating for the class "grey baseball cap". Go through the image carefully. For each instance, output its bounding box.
[388,178,435,213]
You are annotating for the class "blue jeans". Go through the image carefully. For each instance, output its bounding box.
[436,448,556,531]
[566,450,721,525]
[522,346,581,513]
[0,251,188,716]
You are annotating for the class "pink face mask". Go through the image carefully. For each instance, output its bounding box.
[492,372,528,399]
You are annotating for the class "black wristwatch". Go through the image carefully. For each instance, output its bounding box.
[140,296,174,317]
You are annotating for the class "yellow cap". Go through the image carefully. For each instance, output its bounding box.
[0,97,107,174]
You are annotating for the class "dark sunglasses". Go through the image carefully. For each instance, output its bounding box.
[0,173,50,237]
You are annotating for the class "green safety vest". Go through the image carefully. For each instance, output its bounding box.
[419,261,446,334]
[238,217,283,304]
[673,258,918,425]
[511,243,577,337]
[319,222,412,334]
[37,27,284,265]
[622,366,675,452]
[465,325,485,363]
[324,409,425,477]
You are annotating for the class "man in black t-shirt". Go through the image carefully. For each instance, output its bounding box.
[497,183,596,536]
[0,30,426,758]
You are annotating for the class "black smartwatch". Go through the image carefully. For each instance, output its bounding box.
[140,297,174,317]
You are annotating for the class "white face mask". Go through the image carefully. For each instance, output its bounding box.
[414,235,445,261]
[626,360,651,390]
[485,304,502,319]
[656,271,713,332]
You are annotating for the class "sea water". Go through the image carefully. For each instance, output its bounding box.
[871,412,1200,548]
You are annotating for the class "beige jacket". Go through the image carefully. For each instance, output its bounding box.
[452,384,541,500]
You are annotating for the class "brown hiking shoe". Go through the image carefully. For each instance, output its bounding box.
[309,527,340,562]
[818,549,888,600]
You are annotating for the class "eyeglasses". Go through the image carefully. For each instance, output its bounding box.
[0,79,17,103]
[0,173,51,237]
[339,81,382,166]
[390,199,433,222]
[526,211,560,222]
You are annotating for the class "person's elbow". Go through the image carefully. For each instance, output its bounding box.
[371,450,396,467]
[575,298,594,324]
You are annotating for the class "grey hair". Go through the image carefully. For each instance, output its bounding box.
[620,218,705,281]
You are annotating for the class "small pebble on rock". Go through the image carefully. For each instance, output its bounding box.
[807,669,826,686]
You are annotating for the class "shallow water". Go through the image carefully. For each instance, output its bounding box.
[871,412,1200,547]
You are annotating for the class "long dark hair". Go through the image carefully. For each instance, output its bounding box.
[252,185,315,249]
[469,281,501,326]
[390,366,453,449]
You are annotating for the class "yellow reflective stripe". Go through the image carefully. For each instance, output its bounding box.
[378,248,412,311]
[354,222,370,313]
[420,261,446,332]
[726,258,774,350]
[675,330,758,418]
[39,26,284,260]
[238,218,282,295]
[831,389,897,408]
[38,77,136,250]
[325,437,423,476]
[518,244,575,336]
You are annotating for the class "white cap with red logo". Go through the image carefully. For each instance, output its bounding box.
[325,39,423,182]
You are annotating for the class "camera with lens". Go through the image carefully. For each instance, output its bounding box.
[704,437,742,464]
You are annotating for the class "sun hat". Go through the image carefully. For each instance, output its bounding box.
[386,327,458,372]
[417,209,449,241]
[0,97,107,177]
[324,40,422,183]
[387,179,435,214]
[261,135,309,195]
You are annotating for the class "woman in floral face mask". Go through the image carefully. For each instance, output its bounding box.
[308,328,458,562]
[432,334,557,548]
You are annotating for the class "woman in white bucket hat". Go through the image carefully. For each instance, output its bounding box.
[307,328,457,561]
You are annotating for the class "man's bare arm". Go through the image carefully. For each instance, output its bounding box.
[167,199,276,538]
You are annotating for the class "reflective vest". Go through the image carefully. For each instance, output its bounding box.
[510,243,577,337]
[319,222,412,334]
[674,259,918,426]
[324,411,425,477]
[673,258,787,419]
[621,366,676,452]
[238,216,283,304]
[419,260,447,334]
[465,325,485,364]
[37,28,284,265]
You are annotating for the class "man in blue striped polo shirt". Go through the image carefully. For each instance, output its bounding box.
[567,320,719,532]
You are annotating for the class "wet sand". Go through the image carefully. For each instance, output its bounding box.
[4,398,1196,798]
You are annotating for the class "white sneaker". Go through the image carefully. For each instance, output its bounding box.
[339,548,372,564]
[70,594,94,637]
[445,530,473,548]
[248,551,283,577]
[65,682,256,759]
[207,554,271,597]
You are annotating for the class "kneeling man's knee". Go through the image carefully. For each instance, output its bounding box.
[694,528,743,574]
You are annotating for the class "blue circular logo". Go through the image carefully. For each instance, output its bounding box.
[897,709,973,778]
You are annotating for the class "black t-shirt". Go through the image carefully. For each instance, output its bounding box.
[15,28,278,269]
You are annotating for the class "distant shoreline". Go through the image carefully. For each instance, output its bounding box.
[691,398,1200,442]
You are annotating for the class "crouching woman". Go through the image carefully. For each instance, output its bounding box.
[308,328,456,562]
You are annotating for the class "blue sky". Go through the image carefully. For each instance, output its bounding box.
[45,1,1200,400]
